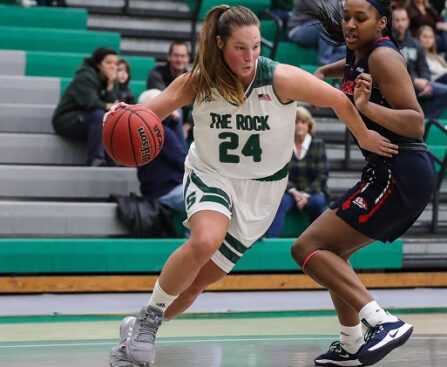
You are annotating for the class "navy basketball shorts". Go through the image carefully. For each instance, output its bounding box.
[331,151,436,242]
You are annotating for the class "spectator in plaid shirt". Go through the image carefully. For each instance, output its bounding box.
[266,106,329,237]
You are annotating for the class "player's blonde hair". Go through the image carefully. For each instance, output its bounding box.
[179,5,260,106]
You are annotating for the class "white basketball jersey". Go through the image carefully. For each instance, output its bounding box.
[186,57,296,179]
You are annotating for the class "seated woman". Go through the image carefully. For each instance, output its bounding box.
[52,47,118,166]
[417,25,447,84]
[266,106,329,238]
[407,0,447,53]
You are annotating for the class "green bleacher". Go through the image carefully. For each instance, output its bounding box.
[0,237,403,274]
[0,4,88,29]
[0,26,120,54]
[275,41,318,66]
[26,51,155,97]
[0,4,154,100]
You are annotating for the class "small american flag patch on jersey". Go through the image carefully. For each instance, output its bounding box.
[258,93,271,101]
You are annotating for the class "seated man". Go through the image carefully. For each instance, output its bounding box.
[147,41,193,142]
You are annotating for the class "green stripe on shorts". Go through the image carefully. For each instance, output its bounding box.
[225,233,247,254]
[200,194,231,211]
[190,171,232,210]
[218,242,241,263]
[217,233,249,264]
[255,163,289,182]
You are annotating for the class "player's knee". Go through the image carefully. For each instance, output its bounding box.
[187,234,222,264]
[291,239,306,267]
[291,238,319,268]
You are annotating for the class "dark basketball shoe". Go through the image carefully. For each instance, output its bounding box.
[358,319,413,366]
[314,341,364,366]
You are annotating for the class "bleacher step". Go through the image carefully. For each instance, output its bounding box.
[0,50,25,76]
[88,14,191,34]
[0,75,60,104]
[0,165,138,199]
[0,103,55,133]
[0,201,127,237]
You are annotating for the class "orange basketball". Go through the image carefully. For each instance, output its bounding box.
[103,105,164,167]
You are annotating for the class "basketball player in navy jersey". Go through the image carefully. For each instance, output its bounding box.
[291,0,436,366]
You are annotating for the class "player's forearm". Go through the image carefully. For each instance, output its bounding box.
[360,101,424,139]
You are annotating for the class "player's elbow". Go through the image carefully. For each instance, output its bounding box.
[330,90,353,117]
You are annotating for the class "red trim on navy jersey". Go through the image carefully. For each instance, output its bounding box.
[358,178,396,223]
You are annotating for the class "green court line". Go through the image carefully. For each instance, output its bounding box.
[1,307,447,324]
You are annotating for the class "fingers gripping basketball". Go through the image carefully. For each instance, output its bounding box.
[103,105,164,167]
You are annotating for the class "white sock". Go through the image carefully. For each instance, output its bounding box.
[359,301,398,327]
[340,324,364,354]
[148,280,178,312]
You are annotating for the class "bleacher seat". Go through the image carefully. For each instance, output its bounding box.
[0,26,120,54]
[26,51,155,81]
[275,41,318,66]
[0,4,88,29]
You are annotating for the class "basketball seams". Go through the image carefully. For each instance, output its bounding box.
[132,109,162,159]
[128,111,139,166]
[108,107,128,161]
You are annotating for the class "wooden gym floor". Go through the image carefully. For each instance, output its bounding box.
[1,311,446,367]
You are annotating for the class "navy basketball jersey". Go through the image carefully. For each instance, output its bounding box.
[341,37,424,156]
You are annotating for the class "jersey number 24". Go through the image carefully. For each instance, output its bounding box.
[218,132,262,163]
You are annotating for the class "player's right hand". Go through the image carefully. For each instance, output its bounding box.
[103,102,128,126]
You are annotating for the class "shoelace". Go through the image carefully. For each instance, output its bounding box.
[136,310,163,342]
[329,341,344,354]
[364,324,384,343]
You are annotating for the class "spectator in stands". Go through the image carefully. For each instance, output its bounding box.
[417,25,447,83]
[407,0,447,53]
[116,59,136,104]
[136,88,187,213]
[270,0,293,25]
[288,0,346,65]
[393,7,447,119]
[52,47,118,166]
[391,0,407,8]
[266,106,329,237]
[147,41,193,142]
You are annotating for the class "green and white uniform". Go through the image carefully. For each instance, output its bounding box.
[184,56,296,272]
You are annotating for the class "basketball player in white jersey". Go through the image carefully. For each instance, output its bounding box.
[108,5,398,367]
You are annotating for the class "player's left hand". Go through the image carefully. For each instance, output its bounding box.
[359,130,399,157]
[354,73,372,112]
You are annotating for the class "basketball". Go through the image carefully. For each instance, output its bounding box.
[103,105,164,167]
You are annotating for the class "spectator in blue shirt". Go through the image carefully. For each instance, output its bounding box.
[137,89,187,213]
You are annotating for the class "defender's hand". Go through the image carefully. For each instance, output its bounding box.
[359,130,399,157]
